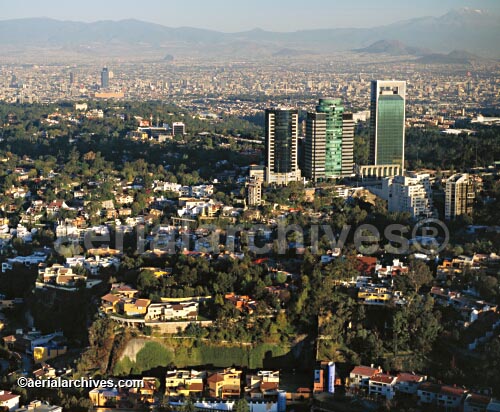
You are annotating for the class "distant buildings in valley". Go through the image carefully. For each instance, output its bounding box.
[100,67,109,89]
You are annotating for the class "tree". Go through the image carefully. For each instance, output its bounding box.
[407,259,433,292]
[234,399,250,412]
[392,309,409,354]
[137,270,159,295]
[182,397,196,412]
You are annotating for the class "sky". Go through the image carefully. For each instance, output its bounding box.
[1,0,499,32]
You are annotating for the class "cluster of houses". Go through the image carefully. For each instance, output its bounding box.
[1,250,48,273]
[100,283,200,329]
[348,365,500,411]
[224,293,258,314]
[2,328,67,362]
[1,165,242,237]
[89,377,158,408]
[37,263,101,291]
[436,253,500,282]
[352,257,407,306]
[89,369,286,412]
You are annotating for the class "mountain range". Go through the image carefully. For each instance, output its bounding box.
[0,8,498,59]
[354,40,431,56]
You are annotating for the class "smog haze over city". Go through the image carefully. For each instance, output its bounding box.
[0,2,499,412]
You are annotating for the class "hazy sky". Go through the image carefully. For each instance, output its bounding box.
[2,0,500,32]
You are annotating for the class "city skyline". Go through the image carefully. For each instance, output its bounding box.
[1,0,500,32]
[0,1,499,410]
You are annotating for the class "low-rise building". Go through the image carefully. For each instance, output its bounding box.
[464,394,492,412]
[0,391,20,411]
[349,365,382,389]
[357,287,392,305]
[145,301,198,321]
[165,370,205,397]
[15,401,62,412]
[417,382,441,405]
[246,371,280,400]
[395,372,426,395]
[89,387,121,407]
[368,374,397,400]
[207,368,242,399]
[437,385,468,410]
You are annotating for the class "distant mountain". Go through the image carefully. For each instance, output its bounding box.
[371,8,500,57]
[354,40,430,56]
[417,50,487,64]
[0,8,498,58]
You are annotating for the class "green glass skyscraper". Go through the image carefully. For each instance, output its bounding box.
[369,80,406,170]
[317,98,344,179]
[304,98,354,182]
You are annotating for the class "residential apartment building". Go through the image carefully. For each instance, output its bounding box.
[380,173,433,218]
[445,173,475,220]
[172,122,186,136]
[246,177,262,206]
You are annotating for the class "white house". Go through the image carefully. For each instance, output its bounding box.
[368,374,397,400]
[0,391,20,411]
[395,373,426,395]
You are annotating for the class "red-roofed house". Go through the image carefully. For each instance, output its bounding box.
[437,385,467,409]
[0,390,20,411]
[356,256,377,275]
[464,393,491,412]
[100,294,121,313]
[395,373,427,394]
[46,200,70,215]
[417,382,442,405]
[349,365,382,389]
[417,382,467,408]
[207,368,242,399]
[369,374,397,400]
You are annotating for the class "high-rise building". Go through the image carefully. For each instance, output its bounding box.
[265,108,301,185]
[304,112,326,181]
[317,98,344,179]
[304,99,354,182]
[341,113,355,177]
[172,122,186,136]
[101,67,109,89]
[445,173,475,220]
[369,80,406,170]
[246,178,262,206]
[249,165,265,183]
[69,71,75,85]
